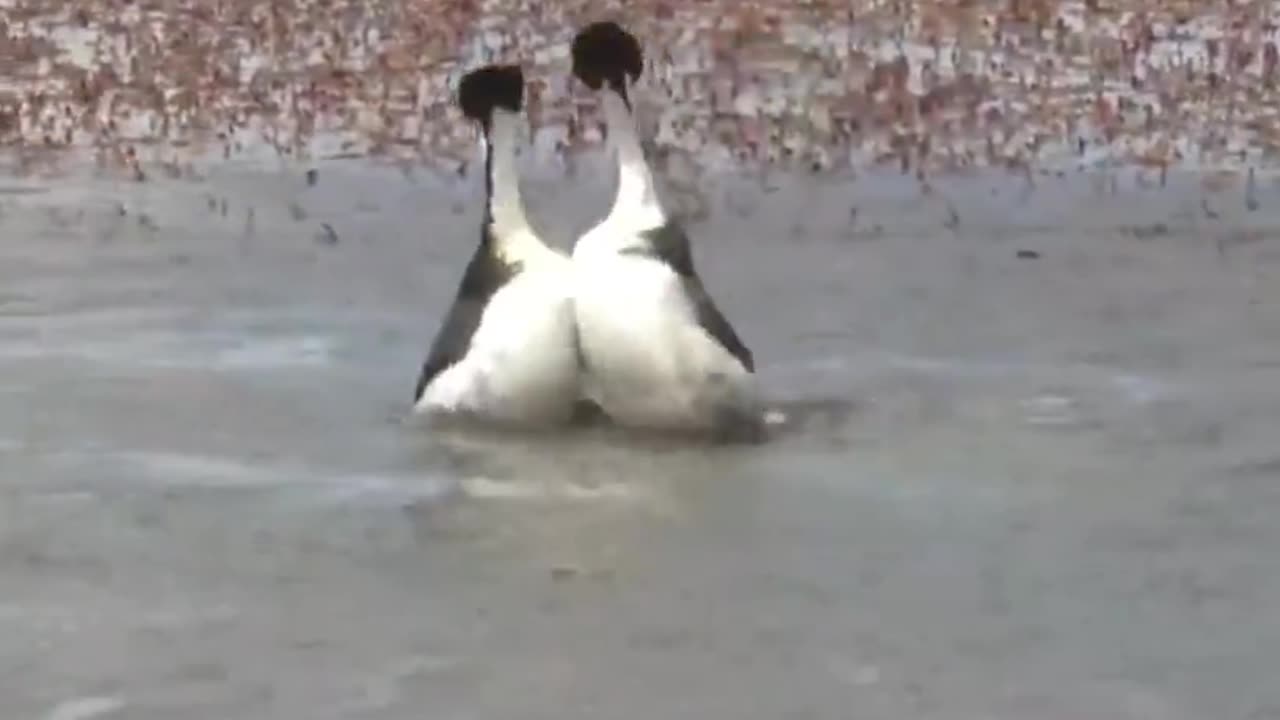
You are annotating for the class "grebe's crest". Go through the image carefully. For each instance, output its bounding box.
[458,64,524,128]
[571,21,643,103]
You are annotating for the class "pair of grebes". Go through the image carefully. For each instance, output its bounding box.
[412,21,767,444]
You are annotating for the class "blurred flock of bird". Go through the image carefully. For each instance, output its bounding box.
[1,0,1279,186]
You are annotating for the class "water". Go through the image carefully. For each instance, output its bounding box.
[3,160,1280,718]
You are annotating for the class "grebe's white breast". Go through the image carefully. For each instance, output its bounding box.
[573,219,762,440]
[416,240,580,425]
[412,67,583,428]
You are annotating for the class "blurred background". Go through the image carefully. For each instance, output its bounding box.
[3,0,1278,182]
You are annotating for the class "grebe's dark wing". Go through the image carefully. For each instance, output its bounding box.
[634,221,754,372]
[413,228,519,401]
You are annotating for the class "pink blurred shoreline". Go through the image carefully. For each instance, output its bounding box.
[2,0,1279,183]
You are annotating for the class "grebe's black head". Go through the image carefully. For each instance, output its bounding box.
[458,64,524,132]
[571,21,643,105]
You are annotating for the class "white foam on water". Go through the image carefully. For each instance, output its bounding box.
[309,473,455,507]
[0,330,336,372]
[0,605,83,635]
[879,352,1040,379]
[45,447,304,493]
[766,354,1182,436]
[816,351,1181,405]
[50,448,456,510]
[112,451,292,488]
[213,335,335,370]
[1110,374,1171,405]
[27,491,97,506]
[459,475,647,504]
[44,696,126,720]
[1021,393,1083,427]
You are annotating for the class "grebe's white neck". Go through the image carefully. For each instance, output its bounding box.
[484,109,554,265]
[485,109,531,238]
[600,87,665,232]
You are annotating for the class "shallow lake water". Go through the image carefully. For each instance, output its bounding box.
[3,158,1280,719]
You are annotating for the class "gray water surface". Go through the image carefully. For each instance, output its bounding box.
[3,161,1280,719]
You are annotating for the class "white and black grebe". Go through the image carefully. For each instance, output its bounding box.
[412,64,585,428]
[569,22,766,443]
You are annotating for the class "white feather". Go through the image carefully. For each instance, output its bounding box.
[418,268,579,423]
[416,108,581,426]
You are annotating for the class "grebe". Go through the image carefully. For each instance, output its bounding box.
[412,64,584,428]
[568,22,765,443]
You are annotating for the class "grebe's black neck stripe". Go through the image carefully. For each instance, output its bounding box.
[609,82,632,112]
[482,109,533,241]
[482,132,495,227]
